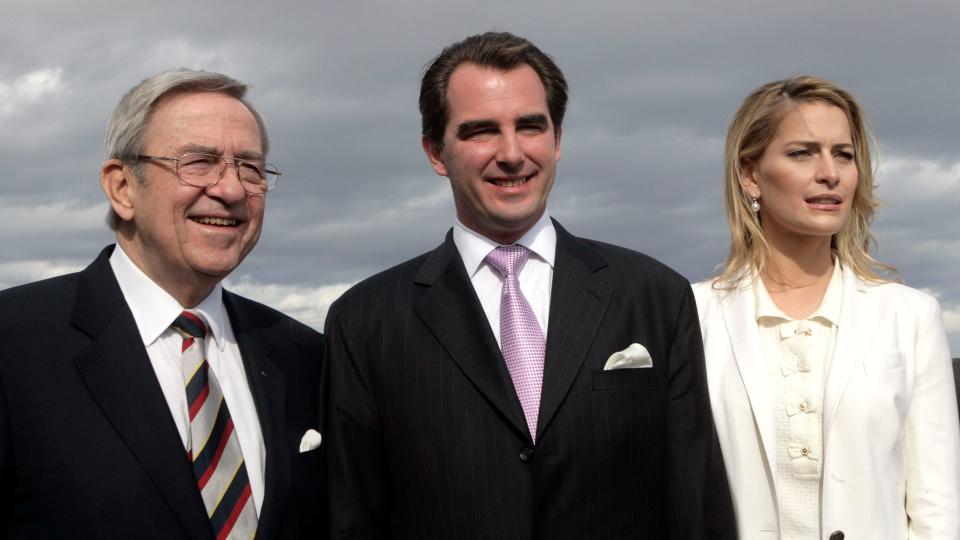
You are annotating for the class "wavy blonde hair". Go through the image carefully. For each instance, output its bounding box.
[715,75,896,289]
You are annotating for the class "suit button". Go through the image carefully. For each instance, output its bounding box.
[829,531,844,540]
[519,446,534,462]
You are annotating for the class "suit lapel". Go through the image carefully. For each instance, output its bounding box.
[537,223,612,440]
[413,232,530,440]
[823,266,869,440]
[720,282,778,482]
[72,247,213,539]
[224,292,288,540]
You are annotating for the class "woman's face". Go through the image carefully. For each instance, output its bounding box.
[742,102,859,247]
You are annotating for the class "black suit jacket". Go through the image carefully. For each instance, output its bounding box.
[326,221,734,539]
[0,246,326,539]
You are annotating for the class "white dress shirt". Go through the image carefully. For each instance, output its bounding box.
[109,246,266,512]
[453,212,556,344]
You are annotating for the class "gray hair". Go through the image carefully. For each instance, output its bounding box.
[103,68,269,230]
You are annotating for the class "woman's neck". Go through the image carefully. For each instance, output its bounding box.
[761,234,835,319]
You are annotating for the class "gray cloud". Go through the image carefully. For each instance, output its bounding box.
[3,0,958,352]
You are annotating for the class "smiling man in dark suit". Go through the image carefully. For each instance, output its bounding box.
[0,69,325,539]
[325,32,735,539]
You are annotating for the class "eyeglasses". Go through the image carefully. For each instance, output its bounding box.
[137,152,281,194]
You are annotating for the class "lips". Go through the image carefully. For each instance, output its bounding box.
[805,194,842,205]
[191,216,240,227]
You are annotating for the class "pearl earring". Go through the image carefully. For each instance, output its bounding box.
[750,196,760,213]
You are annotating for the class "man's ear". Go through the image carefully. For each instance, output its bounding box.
[100,159,136,222]
[422,136,448,177]
[554,125,562,162]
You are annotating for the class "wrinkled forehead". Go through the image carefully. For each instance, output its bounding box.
[147,90,268,154]
[145,91,264,153]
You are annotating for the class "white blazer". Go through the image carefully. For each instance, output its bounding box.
[693,267,960,540]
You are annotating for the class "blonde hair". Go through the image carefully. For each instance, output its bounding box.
[716,75,896,289]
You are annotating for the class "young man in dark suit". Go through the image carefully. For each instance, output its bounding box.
[326,32,735,539]
[0,69,325,539]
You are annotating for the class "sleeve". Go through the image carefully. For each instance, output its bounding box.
[0,359,13,534]
[904,297,960,539]
[324,298,390,539]
[665,285,737,540]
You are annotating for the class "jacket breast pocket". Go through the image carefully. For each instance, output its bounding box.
[591,368,658,390]
[858,350,910,426]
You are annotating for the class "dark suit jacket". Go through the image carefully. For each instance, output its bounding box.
[0,246,326,539]
[325,221,735,539]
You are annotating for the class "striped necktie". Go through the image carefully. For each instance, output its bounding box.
[173,310,258,540]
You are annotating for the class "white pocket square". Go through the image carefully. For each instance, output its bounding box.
[299,429,322,453]
[603,343,653,370]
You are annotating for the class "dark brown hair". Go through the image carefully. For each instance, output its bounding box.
[419,31,568,147]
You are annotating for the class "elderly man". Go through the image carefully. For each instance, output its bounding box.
[326,32,735,539]
[0,69,325,539]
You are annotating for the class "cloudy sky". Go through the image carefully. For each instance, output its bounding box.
[4,0,958,354]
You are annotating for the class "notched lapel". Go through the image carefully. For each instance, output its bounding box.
[537,227,612,440]
[413,234,530,440]
[72,253,212,538]
[225,294,289,540]
[720,284,777,481]
[823,270,870,437]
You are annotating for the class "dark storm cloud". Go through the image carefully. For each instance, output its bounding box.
[3,0,958,349]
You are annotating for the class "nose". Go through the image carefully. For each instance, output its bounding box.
[816,155,840,188]
[204,161,248,202]
[496,131,524,172]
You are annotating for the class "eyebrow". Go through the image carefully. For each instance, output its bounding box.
[516,113,548,127]
[784,139,853,146]
[455,114,550,140]
[456,120,498,139]
[176,144,264,161]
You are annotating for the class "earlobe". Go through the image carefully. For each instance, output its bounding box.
[738,160,760,196]
[422,136,448,177]
[100,159,136,221]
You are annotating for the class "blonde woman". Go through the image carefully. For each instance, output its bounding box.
[693,76,960,540]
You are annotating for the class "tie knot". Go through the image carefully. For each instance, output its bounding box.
[172,310,207,339]
[486,245,530,278]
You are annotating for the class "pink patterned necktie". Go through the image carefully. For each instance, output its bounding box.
[486,245,545,442]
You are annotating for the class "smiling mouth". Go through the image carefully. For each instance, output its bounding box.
[191,216,240,227]
[487,174,534,188]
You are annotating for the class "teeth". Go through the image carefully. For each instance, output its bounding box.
[493,176,530,188]
[194,216,238,226]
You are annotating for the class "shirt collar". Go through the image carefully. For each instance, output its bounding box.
[109,245,230,350]
[755,256,843,326]
[813,257,843,325]
[452,212,557,277]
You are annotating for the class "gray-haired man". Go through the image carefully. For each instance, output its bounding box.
[0,69,325,539]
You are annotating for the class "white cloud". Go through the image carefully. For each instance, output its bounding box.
[0,199,106,236]
[142,38,234,73]
[224,278,353,331]
[0,68,65,118]
[0,259,85,290]
[943,305,960,334]
[943,307,960,359]
[877,155,960,197]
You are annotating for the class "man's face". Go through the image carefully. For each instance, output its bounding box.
[424,63,561,244]
[120,91,265,295]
